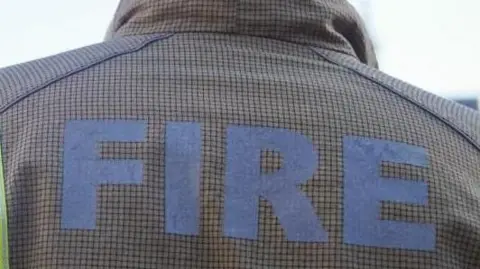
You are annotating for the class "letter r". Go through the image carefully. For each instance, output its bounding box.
[224,126,327,242]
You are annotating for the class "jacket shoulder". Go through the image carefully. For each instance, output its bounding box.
[0,34,170,113]
[311,47,480,151]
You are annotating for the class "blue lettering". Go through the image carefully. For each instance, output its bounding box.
[224,126,327,242]
[165,122,201,235]
[343,136,435,250]
[60,120,436,251]
[62,120,146,229]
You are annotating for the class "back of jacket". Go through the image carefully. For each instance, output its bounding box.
[0,0,479,268]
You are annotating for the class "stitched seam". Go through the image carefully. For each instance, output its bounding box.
[0,33,174,114]
[309,46,480,152]
[114,30,358,60]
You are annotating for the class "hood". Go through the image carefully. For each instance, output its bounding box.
[106,0,378,67]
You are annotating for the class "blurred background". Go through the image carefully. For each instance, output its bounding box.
[0,0,479,109]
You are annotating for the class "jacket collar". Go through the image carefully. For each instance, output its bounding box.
[106,0,377,67]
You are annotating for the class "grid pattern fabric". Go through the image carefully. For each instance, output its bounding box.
[0,1,478,268]
[106,0,378,67]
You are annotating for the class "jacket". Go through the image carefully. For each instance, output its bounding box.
[0,0,479,268]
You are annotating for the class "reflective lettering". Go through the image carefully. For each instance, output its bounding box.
[165,122,201,235]
[62,120,146,229]
[224,126,326,242]
[343,136,435,250]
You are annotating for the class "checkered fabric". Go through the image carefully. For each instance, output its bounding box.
[0,0,478,268]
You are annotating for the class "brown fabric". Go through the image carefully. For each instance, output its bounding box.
[105,0,378,67]
[0,1,479,269]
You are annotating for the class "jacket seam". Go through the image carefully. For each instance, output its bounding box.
[309,46,480,152]
[112,30,359,61]
[0,33,174,114]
